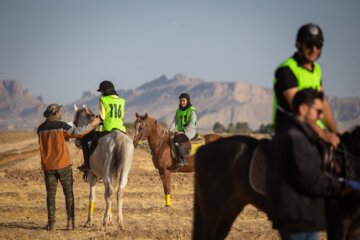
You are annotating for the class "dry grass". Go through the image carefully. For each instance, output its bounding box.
[0,130,326,239]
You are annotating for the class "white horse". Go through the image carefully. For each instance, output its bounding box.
[73,105,134,230]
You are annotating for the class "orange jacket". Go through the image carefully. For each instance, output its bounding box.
[37,120,93,171]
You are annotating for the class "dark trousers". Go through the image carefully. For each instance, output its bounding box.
[44,166,74,224]
[81,131,97,166]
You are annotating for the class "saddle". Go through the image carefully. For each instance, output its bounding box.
[249,138,340,196]
[249,139,272,195]
[170,133,206,160]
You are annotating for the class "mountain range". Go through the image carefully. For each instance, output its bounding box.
[1,74,359,132]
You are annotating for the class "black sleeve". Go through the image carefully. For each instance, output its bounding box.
[290,131,342,197]
[275,66,298,91]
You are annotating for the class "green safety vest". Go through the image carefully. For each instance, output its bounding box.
[176,106,197,132]
[272,57,324,128]
[100,96,126,132]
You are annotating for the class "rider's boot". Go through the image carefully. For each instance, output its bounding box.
[174,143,188,168]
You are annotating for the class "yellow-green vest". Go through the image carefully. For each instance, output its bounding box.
[100,96,126,132]
[176,106,197,132]
[272,57,322,127]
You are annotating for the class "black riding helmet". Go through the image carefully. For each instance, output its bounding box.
[97,80,115,92]
[97,80,117,96]
[296,23,324,46]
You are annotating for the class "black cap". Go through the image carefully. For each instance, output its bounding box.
[296,23,324,44]
[97,80,115,92]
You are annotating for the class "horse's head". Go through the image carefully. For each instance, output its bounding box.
[133,112,157,147]
[73,104,95,148]
[333,126,360,181]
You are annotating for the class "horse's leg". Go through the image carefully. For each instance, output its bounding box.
[102,175,113,228]
[116,143,134,231]
[215,200,246,239]
[159,169,172,207]
[192,183,203,239]
[85,173,96,228]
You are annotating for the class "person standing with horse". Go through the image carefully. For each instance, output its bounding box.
[267,89,352,240]
[78,80,126,171]
[37,104,100,231]
[169,92,198,168]
[272,23,339,147]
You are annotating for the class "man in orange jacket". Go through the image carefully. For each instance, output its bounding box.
[37,104,100,231]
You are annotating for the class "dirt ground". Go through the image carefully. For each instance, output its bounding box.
[0,130,325,240]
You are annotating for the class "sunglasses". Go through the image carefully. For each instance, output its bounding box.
[305,41,323,49]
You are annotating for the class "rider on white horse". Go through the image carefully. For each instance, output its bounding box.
[78,80,127,171]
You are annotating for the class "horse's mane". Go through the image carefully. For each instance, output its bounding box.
[73,109,87,127]
[146,115,169,141]
[341,125,360,155]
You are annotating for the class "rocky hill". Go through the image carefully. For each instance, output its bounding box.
[0,80,46,129]
[1,75,359,132]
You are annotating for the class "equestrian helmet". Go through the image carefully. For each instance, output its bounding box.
[97,80,115,92]
[296,23,324,45]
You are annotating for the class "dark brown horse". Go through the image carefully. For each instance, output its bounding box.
[193,127,360,240]
[133,112,222,207]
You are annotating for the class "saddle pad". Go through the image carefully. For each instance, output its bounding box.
[190,135,205,155]
[249,139,269,196]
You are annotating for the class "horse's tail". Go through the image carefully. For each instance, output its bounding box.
[112,131,134,189]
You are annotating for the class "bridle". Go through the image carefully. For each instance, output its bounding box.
[134,118,150,144]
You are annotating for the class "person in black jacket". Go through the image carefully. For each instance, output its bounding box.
[267,88,351,240]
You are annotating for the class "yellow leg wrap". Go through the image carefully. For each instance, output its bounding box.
[108,206,112,214]
[89,201,94,215]
[165,194,171,206]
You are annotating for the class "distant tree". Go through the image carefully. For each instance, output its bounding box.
[257,123,274,135]
[213,122,226,133]
[227,122,235,133]
[235,122,252,133]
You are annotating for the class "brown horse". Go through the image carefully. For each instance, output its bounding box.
[193,127,360,240]
[133,112,222,207]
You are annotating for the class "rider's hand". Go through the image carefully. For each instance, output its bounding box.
[325,132,340,148]
[91,115,101,127]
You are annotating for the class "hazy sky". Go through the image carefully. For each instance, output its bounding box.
[1,0,360,104]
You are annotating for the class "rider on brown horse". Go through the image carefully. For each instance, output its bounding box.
[169,93,197,168]
[78,80,127,171]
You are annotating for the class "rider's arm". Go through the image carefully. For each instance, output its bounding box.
[169,114,177,132]
[65,116,101,138]
[283,87,299,110]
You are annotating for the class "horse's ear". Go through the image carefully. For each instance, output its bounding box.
[135,112,140,118]
[144,113,148,119]
[73,104,78,112]
[155,120,158,126]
